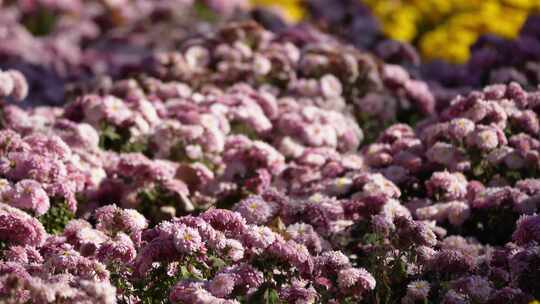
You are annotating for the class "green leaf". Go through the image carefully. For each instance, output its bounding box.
[0,240,7,259]
[194,1,219,22]
[265,288,281,304]
[208,256,227,270]
[472,163,486,178]
[363,233,381,245]
[22,7,58,36]
[230,122,259,140]
[179,265,190,278]
[38,200,74,235]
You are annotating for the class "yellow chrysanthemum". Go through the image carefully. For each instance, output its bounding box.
[363,0,540,63]
[503,0,540,9]
[250,0,305,22]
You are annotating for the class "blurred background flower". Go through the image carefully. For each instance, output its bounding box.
[251,0,305,22]
[361,0,538,63]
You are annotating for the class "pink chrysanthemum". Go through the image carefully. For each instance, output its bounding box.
[233,195,275,225]
[207,273,237,298]
[337,267,376,294]
[173,224,203,254]
[9,179,50,216]
[512,214,540,245]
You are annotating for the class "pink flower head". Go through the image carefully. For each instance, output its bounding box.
[448,118,475,140]
[426,142,469,171]
[404,280,430,302]
[267,239,314,276]
[97,233,137,264]
[4,245,43,264]
[44,244,110,281]
[512,214,540,245]
[132,238,179,277]
[176,216,226,250]
[280,284,319,304]
[446,201,471,227]
[227,92,273,134]
[451,276,493,303]
[426,171,468,201]
[0,71,15,99]
[0,69,28,101]
[353,173,401,199]
[391,217,434,249]
[225,263,264,290]
[169,280,240,304]
[337,268,376,295]
[223,238,244,262]
[442,290,468,304]
[70,225,108,256]
[320,74,343,98]
[84,95,132,126]
[2,151,67,184]
[95,204,148,240]
[223,135,286,179]
[169,281,205,304]
[466,125,506,151]
[9,179,50,216]
[315,250,351,277]
[242,225,277,250]
[233,195,276,225]
[201,209,247,236]
[52,120,100,150]
[428,249,475,274]
[0,129,27,153]
[24,134,72,160]
[173,224,203,254]
[207,273,237,298]
[371,214,396,236]
[0,203,47,247]
[114,153,177,181]
[175,282,222,304]
[286,223,325,253]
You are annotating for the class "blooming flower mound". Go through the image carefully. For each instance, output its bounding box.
[1,3,540,304]
[306,1,540,113]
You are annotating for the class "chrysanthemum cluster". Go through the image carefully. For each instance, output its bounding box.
[306,2,540,111]
[0,0,253,106]
[0,3,540,304]
[359,0,533,63]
